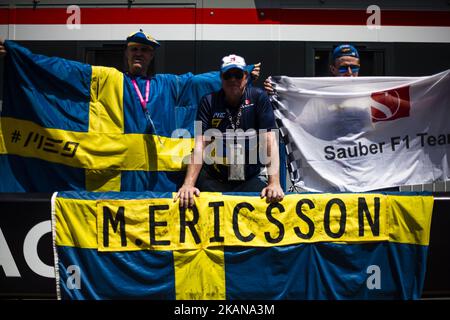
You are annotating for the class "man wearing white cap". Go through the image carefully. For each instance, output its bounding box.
[175,54,284,208]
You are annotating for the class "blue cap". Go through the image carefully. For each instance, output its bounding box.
[126,29,160,48]
[332,44,359,60]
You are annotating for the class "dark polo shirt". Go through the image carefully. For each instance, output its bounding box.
[196,87,277,182]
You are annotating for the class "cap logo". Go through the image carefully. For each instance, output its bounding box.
[220,54,246,72]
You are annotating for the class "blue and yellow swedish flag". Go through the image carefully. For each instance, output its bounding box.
[0,40,222,192]
[53,191,433,299]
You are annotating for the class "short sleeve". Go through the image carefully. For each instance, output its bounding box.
[255,89,277,130]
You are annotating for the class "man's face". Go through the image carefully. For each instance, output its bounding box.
[126,44,154,76]
[221,68,248,100]
[330,56,360,77]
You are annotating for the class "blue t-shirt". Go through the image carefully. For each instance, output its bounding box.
[196,86,276,182]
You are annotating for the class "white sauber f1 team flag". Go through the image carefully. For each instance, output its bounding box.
[271,70,450,192]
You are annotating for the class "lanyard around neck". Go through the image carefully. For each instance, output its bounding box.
[225,89,247,130]
[131,79,150,112]
[131,78,159,138]
[226,105,244,130]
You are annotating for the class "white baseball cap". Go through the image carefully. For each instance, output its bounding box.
[221,54,246,73]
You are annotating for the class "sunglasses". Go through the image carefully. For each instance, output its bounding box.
[338,64,360,74]
[222,71,245,80]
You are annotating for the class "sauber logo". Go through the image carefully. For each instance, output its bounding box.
[370,86,410,122]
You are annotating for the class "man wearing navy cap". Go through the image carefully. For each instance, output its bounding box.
[175,54,284,208]
[329,44,360,77]
[125,29,160,77]
[263,44,360,94]
[0,31,261,192]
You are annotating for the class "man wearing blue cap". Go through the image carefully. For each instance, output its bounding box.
[263,44,360,93]
[125,29,160,77]
[0,31,261,192]
[175,54,284,208]
[331,44,400,192]
[329,44,360,77]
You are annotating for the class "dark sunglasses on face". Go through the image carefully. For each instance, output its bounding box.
[338,64,360,74]
[222,71,244,80]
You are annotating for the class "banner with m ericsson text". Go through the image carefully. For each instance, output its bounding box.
[272,70,450,192]
[52,191,433,300]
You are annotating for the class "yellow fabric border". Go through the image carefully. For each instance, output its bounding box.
[55,198,98,249]
[174,248,226,300]
[55,193,434,250]
[0,117,193,171]
[387,195,434,245]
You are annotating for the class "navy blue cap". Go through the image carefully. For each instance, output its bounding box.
[332,44,359,60]
[126,29,160,48]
